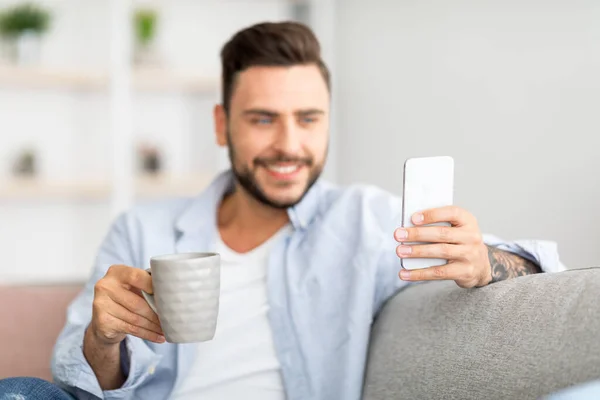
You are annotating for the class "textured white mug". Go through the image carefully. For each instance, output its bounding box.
[142,252,220,343]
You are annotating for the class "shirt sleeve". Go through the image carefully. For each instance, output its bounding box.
[483,234,567,273]
[51,213,162,400]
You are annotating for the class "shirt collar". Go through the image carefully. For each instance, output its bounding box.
[175,169,326,235]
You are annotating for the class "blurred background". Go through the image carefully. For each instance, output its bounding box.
[0,0,598,285]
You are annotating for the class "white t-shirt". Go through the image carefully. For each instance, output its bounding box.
[170,226,291,400]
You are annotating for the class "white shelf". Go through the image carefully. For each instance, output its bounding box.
[135,173,213,198]
[0,65,106,90]
[133,68,219,93]
[0,173,213,201]
[0,64,219,93]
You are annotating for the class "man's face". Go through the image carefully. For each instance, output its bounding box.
[215,65,330,209]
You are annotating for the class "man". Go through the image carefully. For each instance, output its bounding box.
[4,22,563,400]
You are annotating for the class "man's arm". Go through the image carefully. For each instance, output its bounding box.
[83,327,125,390]
[487,245,542,283]
[52,214,162,399]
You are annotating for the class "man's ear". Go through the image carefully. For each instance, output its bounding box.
[214,104,227,147]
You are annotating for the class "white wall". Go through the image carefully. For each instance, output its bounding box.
[335,0,600,268]
[0,0,295,283]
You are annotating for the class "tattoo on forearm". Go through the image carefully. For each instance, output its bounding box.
[487,245,542,283]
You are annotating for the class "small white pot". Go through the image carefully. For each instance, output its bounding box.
[15,29,42,65]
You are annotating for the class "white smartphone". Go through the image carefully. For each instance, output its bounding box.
[401,156,454,270]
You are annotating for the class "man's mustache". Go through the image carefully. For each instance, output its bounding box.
[254,155,313,167]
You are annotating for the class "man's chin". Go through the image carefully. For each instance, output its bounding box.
[232,165,321,210]
[259,192,304,209]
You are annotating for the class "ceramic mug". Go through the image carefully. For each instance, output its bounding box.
[142,252,220,343]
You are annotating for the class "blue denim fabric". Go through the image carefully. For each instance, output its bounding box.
[546,381,600,400]
[0,377,74,400]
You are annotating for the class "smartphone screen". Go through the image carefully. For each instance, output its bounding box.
[401,156,454,270]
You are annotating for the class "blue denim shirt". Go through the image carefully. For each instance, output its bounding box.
[51,171,565,400]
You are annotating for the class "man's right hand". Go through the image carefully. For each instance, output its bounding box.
[88,265,165,346]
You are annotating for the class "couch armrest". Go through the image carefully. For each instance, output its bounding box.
[364,268,600,400]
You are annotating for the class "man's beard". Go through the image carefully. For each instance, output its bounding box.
[227,133,323,209]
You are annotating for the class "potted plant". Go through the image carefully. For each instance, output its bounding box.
[133,8,159,66]
[137,142,162,175]
[0,2,51,65]
[12,148,37,177]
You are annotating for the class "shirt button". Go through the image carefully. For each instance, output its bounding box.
[148,365,156,375]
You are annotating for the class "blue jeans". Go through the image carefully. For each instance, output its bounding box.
[546,380,600,399]
[0,377,73,400]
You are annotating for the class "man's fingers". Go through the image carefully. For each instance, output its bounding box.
[105,284,161,326]
[114,315,166,344]
[399,263,462,282]
[95,311,165,344]
[107,265,153,294]
[399,262,481,285]
[411,206,475,227]
[396,243,465,260]
[106,303,164,337]
[394,226,480,244]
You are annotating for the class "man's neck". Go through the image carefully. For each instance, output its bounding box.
[217,186,290,253]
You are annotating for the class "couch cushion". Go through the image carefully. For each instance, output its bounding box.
[0,284,83,380]
[364,267,600,400]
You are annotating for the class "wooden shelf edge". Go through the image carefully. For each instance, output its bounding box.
[0,65,106,90]
[0,179,110,200]
[0,65,219,93]
[0,174,213,201]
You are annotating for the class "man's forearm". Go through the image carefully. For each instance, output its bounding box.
[83,326,126,390]
[487,245,542,283]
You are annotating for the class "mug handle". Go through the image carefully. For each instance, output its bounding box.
[141,268,158,314]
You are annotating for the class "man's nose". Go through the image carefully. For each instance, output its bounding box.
[273,119,302,154]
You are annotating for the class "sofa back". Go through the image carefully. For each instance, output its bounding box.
[364,268,600,400]
[0,284,83,380]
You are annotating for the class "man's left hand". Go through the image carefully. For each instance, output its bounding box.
[393,206,492,288]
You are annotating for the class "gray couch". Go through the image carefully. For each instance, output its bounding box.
[364,267,600,400]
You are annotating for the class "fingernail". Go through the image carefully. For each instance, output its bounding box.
[397,245,412,255]
[158,335,166,343]
[400,269,410,280]
[412,213,424,224]
[395,228,408,240]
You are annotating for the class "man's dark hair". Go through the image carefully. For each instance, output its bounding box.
[220,21,330,114]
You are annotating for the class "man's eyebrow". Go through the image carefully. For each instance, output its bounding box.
[242,108,326,117]
[243,109,278,117]
[295,108,325,116]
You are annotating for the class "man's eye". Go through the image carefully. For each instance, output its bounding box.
[301,116,317,124]
[252,117,273,125]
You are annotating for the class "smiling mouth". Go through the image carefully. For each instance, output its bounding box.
[265,164,302,174]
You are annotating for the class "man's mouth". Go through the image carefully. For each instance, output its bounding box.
[259,161,308,181]
[255,156,312,180]
[265,164,302,174]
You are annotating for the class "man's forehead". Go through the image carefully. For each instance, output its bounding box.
[231,65,329,110]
